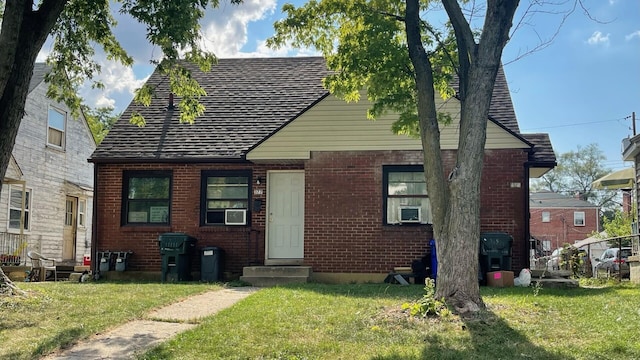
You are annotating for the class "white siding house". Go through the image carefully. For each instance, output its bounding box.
[0,64,96,266]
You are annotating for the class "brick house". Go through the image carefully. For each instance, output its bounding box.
[1,64,95,268]
[89,57,555,283]
[530,191,600,254]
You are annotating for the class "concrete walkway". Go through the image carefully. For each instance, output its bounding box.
[42,287,260,360]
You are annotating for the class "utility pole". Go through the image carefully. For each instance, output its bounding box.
[633,112,636,136]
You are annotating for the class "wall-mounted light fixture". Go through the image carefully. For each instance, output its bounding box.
[256,176,264,185]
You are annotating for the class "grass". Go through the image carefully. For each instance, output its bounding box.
[2,280,639,360]
[0,281,222,360]
[140,282,640,360]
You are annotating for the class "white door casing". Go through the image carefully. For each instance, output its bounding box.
[63,196,77,260]
[266,171,304,262]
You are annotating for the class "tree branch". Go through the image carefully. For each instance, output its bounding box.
[441,0,475,100]
[441,0,476,57]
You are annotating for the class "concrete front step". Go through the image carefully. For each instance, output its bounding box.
[242,266,312,277]
[240,266,312,287]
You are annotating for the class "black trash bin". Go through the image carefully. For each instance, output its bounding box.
[201,247,224,282]
[479,232,513,284]
[158,233,197,282]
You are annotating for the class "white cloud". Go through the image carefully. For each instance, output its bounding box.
[79,59,149,112]
[36,0,319,112]
[200,0,277,57]
[587,31,610,45]
[625,31,640,41]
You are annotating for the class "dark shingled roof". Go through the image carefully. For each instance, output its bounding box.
[29,63,51,93]
[90,57,554,163]
[530,191,598,208]
[522,133,557,164]
[92,57,331,162]
[451,66,519,134]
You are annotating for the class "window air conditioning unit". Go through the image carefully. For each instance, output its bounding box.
[225,209,247,225]
[399,206,421,223]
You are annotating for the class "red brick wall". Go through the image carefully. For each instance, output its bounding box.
[304,149,529,273]
[94,162,299,276]
[530,207,599,251]
[479,150,529,270]
[94,148,529,278]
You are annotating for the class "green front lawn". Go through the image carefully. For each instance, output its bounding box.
[2,280,638,360]
[140,282,640,360]
[0,281,221,360]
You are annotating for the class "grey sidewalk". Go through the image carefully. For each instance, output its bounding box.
[42,286,260,360]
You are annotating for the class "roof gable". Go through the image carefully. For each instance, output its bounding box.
[29,63,50,93]
[91,57,554,164]
[247,91,530,161]
[91,57,331,162]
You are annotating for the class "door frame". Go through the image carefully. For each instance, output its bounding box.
[264,170,305,266]
[63,196,78,261]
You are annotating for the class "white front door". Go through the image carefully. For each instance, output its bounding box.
[267,171,304,261]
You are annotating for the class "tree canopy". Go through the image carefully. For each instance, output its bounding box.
[269,0,519,313]
[0,0,241,295]
[531,143,618,211]
[83,106,120,145]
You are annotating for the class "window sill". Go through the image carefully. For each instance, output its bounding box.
[121,225,171,232]
[199,226,251,233]
[46,144,66,153]
[382,224,433,231]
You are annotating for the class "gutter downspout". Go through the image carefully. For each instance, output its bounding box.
[91,163,98,277]
[524,160,532,269]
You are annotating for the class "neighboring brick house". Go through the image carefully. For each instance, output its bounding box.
[530,191,600,253]
[0,64,96,267]
[89,57,556,283]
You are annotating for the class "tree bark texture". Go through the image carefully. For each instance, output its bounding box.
[0,1,67,292]
[405,0,520,314]
[0,1,67,189]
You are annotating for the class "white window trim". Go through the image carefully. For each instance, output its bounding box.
[574,211,585,226]
[7,185,32,233]
[542,211,550,223]
[78,199,86,228]
[47,106,67,150]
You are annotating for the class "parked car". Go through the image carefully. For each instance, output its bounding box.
[594,247,632,279]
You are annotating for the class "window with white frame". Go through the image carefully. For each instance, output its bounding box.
[383,165,432,225]
[574,211,585,226]
[47,107,66,149]
[8,185,31,231]
[542,211,550,223]
[78,199,86,227]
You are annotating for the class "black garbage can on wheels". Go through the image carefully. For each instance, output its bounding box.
[201,246,224,282]
[158,233,197,282]
[479,232,513,285]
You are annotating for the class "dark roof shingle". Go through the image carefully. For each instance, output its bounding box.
[530,191,598,208]
[91,57,330,161]
[91,57,554,163]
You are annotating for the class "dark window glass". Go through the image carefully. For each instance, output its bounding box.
[122,171,171,225]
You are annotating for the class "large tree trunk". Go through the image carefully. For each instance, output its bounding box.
[0,0,67,190]
[406,0,519,314]
[0,1,67,293]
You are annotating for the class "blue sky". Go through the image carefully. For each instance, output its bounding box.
[41,0,638,172]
